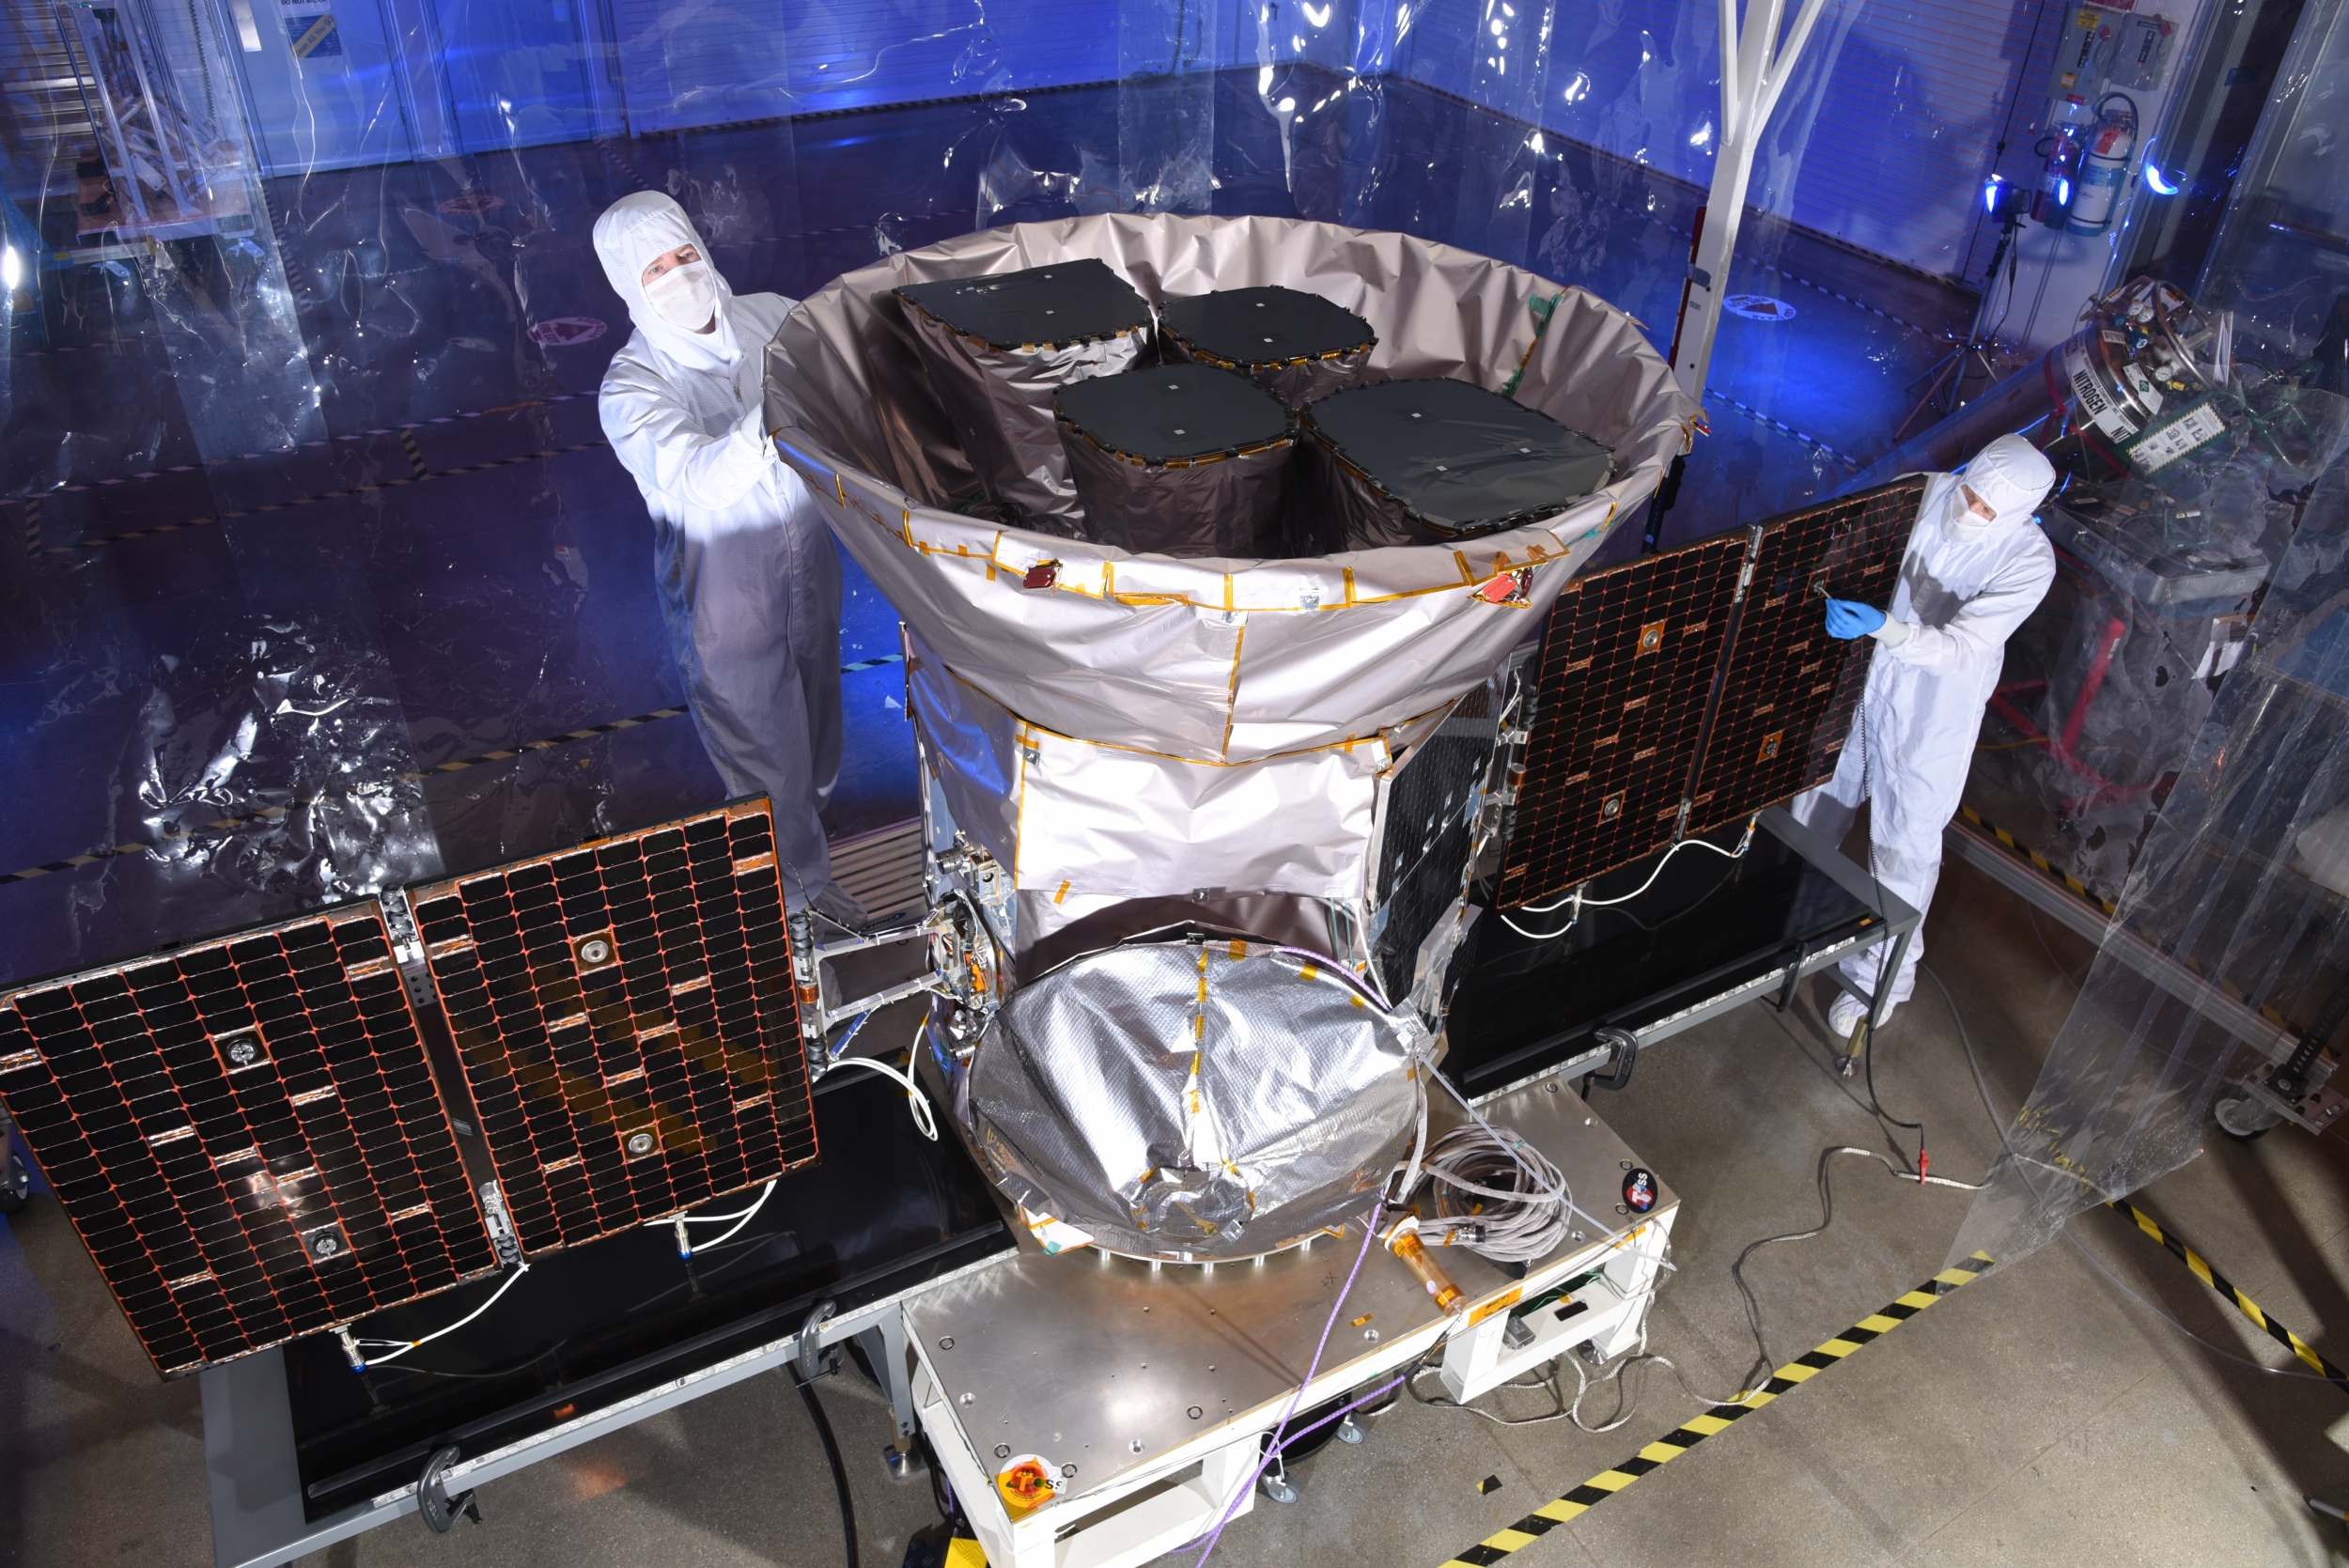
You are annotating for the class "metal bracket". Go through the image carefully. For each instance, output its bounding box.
[798,1298,839,1381]
[1771,939,1814,1013]
[415,1446,482,1532]
[2238,1071,2348,1136]
[476,1180,523,1269]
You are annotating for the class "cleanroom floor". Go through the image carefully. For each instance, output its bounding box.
[6,852,2347,1565]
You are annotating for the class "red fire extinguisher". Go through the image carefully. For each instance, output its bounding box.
[2034,96,2093,226]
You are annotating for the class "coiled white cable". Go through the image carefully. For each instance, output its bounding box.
[1398,1123,1572,1265]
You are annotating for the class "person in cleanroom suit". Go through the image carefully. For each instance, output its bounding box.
[1793,433,2058,1040]
[594,192,864,926]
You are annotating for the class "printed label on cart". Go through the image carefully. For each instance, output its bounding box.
[996,1455,1060,1515]
[1466,1284,1524,1327]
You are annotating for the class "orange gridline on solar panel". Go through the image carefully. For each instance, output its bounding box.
[1499,535,1745,901]
[0,908,496,1375]
[1688,481,1922,833]
[411,802,815,1258]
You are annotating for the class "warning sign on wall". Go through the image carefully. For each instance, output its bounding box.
[282,1,341,58]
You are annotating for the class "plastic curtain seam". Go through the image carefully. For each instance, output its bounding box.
[1927,963,2349,1388]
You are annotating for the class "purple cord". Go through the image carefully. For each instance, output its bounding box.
[1190,1209,1384,1566]
[1264,1373,1407,1456]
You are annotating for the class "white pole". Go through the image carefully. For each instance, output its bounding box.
[1667,0,1839,399]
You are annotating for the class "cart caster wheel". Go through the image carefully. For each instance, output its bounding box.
[2213,1086,2282,1142]
[0,1148,29,1217]
[1262,1472,1299,1505]
[1336,1414,1366,1446]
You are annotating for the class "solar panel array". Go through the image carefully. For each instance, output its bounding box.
[0,907,497,1377]
[1497,535,1746,909]
[1499,477,1926,908]
[408,801,819,1257]
[1688,479,1922,837]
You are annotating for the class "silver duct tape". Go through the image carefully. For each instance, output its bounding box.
[906,623,1389,904]
[1062,430,1294,559]
[767,214,1699,767]
[965,939,1423,1260]
[900,309,1146,533]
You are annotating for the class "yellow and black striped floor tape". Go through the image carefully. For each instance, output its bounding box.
[1955,804,2116,918]
[2107,1198,2348,1392]
[1955,806,2299,1034]
[1439,1253,1993,1566]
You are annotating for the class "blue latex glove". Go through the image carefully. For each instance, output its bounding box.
[1824,598,1886,640]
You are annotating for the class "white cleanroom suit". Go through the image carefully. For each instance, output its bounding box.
[1793,435,2058,1027]
[593,193,860,922]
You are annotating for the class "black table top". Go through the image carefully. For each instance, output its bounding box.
[284,1066,1011,1520]
[1441,818,1880,1099]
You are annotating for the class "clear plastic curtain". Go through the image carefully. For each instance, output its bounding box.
[1953,384,2349,1270]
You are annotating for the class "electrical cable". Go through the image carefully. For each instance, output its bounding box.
[1516,820,1758,915]
[1423,1063,1622,1241]
[792,1366,860,1568]
[1396,1122,1572,1265]
[1844,686,1931,1176]
[821,1028,939,1141]
[689,1180,777,1254]
[1926,963,2349,1388]
[1189,1208,1382,1566]
[1717,1144,1980,1398]
[357,1264,531,1366]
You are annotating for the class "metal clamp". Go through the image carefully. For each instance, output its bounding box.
[416,1445,482,1533]
[1584,1027,1640,1094]
[798,1298,839,1381]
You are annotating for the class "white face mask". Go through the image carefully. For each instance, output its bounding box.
[643,258,718,331]
[1941,485,1992,543]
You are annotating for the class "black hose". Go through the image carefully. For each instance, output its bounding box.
[792,1369,860,1568]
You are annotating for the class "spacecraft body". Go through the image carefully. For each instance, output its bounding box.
[766,214,1698,1258]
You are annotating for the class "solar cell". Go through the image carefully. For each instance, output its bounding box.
[1688,478,1926,835]
[0,906,497,1378]
[1496,534,1746,908]
[406,800,817,1257]
[1498,477,1926,908]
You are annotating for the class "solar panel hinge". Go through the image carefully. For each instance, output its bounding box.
[1672,800,1693,842]
[379,893,441,1012]
[477,1179,523,1268]
[1733,527,1764,601]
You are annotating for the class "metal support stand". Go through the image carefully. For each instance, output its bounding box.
[1893,208,2027,442]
